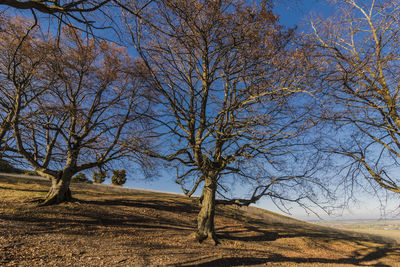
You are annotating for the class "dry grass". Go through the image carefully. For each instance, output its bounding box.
[0,175,399,266]
[342,229,400,243]
[315,219,400,244]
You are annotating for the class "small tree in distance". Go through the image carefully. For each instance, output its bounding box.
[92,171,107,184]
[111,169,127,186]
[72,173,91,183]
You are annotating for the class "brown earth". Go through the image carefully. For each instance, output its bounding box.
[0,174,399,266]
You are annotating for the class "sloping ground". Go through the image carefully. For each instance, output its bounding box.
[315,220,400,244]
[0,175,399,266]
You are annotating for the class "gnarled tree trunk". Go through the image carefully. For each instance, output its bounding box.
[40,171,72,206]
[196,177,218,245]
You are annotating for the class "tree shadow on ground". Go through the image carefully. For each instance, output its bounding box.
[234,213,398,245]
[217,224,279,242]
[0,197,196,237]
[176,244,398,266]
[0,185,47,193]
[2,183,399,267]
[78,198,197,214]
[176,257,270,266]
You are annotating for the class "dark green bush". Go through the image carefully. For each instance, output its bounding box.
[92,171,107,184]
[72,173,92,183]
[111,169,127,186]
[0,159,17,173]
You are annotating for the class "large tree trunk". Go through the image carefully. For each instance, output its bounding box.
[196,177,218,245]
[40,172,72,206]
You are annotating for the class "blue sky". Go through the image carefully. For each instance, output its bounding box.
[273,0,333,28]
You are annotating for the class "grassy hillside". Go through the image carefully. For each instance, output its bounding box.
[315,220,400,244]
[0,175,399,266]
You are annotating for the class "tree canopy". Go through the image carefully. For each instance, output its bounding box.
[312,0,400,195]
[6,19,151,205]
[125,0,330,243]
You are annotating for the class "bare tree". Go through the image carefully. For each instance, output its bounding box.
[0,15,53,160]
[0,0,109,17]
[125,0,329,244]
[0,0,149,29]
[13,27,150,205]
[312,0,400,195]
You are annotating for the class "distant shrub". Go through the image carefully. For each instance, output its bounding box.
[0,159,16,173]
[111,169,126,186]
[72,173,92,183]
[92,171,107,184]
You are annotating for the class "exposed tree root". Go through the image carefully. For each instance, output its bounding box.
[37,187,72,206]
[195,230,219,245]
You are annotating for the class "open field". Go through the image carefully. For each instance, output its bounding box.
[1,175,399,266]
[315,220,400,244]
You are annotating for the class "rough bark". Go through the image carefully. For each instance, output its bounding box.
[195,177,218,245]
[40,172,72,206]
